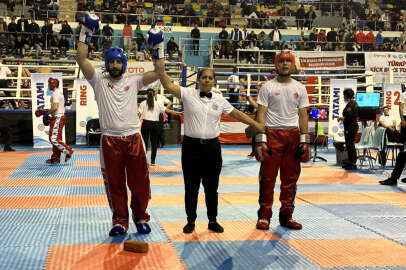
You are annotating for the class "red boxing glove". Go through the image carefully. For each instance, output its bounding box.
[35,109,47,117]
[296,134,311,162]
[254,133,272,162]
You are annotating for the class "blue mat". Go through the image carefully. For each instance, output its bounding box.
[0,209,61,225]
[53,222,169,245]
[0,246,48,270]
[319,204,406,218]
[8,154,102,178]
[0,224,56,247]
[351,217,406,240]
[173,241,321,270]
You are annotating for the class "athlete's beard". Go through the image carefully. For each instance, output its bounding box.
[109,69,122,78]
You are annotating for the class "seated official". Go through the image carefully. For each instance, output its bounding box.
[379,106,400,143]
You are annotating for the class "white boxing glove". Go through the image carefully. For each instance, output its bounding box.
[79,12,100,45]
[147,28,165,59]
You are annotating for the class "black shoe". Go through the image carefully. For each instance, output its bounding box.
[183,222,195,234]
[3,145,15,152]
[343,164,357,170]
[208,222,224,233]
[401,178,406,184]
[379,178,398,186]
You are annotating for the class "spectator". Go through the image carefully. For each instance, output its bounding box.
[225,40,235,59]
[247,30,257,45]
[296,5,306,29]
[0,33,8,53]
[14,35,29,56]
[52,19,62,39]
[102,23,113,37]
[27,18,40,45]
[7,17,17,47]
[379,106,400,143]
[134,25,144,52]
[327,27,338,50]
[309,28,318,49]
[219,26,228,49]
[101,2,114,23]
[0,58,16,109]
[58,35,70,56]
[42,19,53,48]
[400,30,406,45]
[230,25,242,44]
[102,36,112,57]
[297,30,307,50]
[29,33,43,58]
[190,24,200,56]
[355,29,365,51]
[122,21,133,53]
[305,8,316,30]
[269,26,282,49]
[345,30,356,51]
[317,29,327,49]
[241,25,248,46]
[288,40,297,51]
[213,41,221,59]
[17,15,29,37]
[48,0,59,19]
[375,29,383,46]
[0,18,7,33]
[60,20,73,39]
[50,35,59,57]
[166,37,180,61]
[129,38,138,55]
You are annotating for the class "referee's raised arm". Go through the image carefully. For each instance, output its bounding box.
[155,58,181,99]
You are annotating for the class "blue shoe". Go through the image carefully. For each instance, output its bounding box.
[109,224,127,236]
[135,219,151,234]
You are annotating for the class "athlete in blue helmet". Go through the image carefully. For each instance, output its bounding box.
[76,13,166,237]
[104,47,127,78]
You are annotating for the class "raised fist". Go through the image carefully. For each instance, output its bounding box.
[79,12,100,45]
[147,28,165,59]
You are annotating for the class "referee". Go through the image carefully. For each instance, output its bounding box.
[157,64,265,233]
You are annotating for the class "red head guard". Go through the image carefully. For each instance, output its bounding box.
[48,77,59,91]
[274,51,296,75]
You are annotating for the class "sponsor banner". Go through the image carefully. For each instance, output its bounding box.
[90,61,154,74]
[180,114,254,144]
[328,79,357,142]
[31,73,64,148]
[75,79,99,145]
[365,52,406,83]
[292,51,346,73]
[383,83,402,128]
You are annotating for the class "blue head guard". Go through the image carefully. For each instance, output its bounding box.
[105,47,127,75]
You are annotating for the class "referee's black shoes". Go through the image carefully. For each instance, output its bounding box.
[379,178,398,185]
[183,222,195,234]
[208,221,224,233]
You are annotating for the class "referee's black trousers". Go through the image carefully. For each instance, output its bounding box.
[181,136,222,223]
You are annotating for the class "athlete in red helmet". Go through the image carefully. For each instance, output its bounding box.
[254,51,310,231]
[46,77,74,163]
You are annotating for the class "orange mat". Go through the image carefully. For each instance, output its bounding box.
[46,243,185,270]
[161,221,279,242]
[285,238,406,268]
[297,192,383,204]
